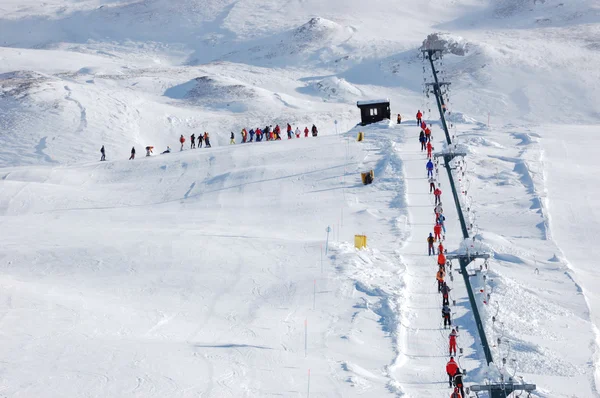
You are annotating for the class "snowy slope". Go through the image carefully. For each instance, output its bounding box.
[0,134,404,397]
[1,0,600,396]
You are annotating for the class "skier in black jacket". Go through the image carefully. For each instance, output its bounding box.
[453,369,465,398]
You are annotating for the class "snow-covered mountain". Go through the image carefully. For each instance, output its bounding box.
[1,0,599,397]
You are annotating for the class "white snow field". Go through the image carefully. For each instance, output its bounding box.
[1,0,600,397]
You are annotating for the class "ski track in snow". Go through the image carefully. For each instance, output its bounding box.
[63,85,88,134]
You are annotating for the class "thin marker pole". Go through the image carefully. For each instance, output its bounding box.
[321,244,324,274]
[320,244,323,274]
[313,279,316,310]
[307,369,311,398]
[304,319,308,358]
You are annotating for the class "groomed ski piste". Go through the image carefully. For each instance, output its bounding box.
[2,0,600,397]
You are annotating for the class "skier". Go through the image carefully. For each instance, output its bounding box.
[230,132,235,144]
[274,125,281,140]
[435,203,444,220]
[256,127,263,142]
[129,146,135,160]
[204,132,211,148]
[416,110,422,126]
[438,241,445,255]
[426,159,434,178]
[421,120,427,131]
[161,146,171,154]
[419,130,426,151]
[295,127,301,138]
[450,387,462,398]
[449,328,458,356]
[446,357,459,387]
[249,128,255,142]
[179,135,185,151]
[438,213,446,234]
[442,282,452,307]
[100,145,106,161]
[304,126,309,138]
[243,128,248,143]
[453,369,465,398]
[427,141,433,159]
[198,133,203,148]
[287,123,293,139]
[425,127,432,142]
[429,176,436,193]
[146,146,154,156]
[312,124,318,137]
[442,305,452,329]
[436,269,445,293]
[427,233,435,256]
[438,252,447,270]
[191,134,196,149]
[434,186,442,205]
[434,222,442,242]
[397,113,402,124]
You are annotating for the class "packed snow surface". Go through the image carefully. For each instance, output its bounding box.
[1,0,600,397]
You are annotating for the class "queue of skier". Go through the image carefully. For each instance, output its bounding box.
[98,124,319,161]
[417,111,466,398]
[229,124,318,144]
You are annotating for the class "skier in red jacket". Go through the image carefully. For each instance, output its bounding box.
[179,134,185,151]
[434,223,442,241]
[304,127,309,137]
[427,141,433,158]
[434,187,442,205]
[449,328,458,356]
[416,110,423,126]
[446,357,459,387]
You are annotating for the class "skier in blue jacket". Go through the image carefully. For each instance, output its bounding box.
[426,160,434,178]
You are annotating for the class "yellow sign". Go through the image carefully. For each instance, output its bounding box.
[354,235,367,249]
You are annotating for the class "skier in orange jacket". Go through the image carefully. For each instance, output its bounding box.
[438,252,447,269]
[425,127,432,142]
[436,269,445,292]
[416,110,423,126]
